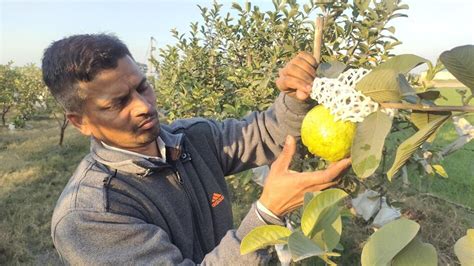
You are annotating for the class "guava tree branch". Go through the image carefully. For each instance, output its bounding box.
[313,16,324,64]
[380,102,474,112]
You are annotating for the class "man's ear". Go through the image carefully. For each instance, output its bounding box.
[67,112,92,136]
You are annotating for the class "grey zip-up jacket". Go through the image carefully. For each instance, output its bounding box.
[51,93,312,265]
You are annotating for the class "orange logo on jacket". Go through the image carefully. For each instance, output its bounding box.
[211,193,224,207]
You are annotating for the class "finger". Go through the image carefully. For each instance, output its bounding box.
[325,158,352,178]
[275,75,288,91]
[272,135,296,172]
[277,76,312,94]
[285,63,315,85]
[296,90,310,101]
[296,51,318,68]
[293,171,331,188]
[307,181,338,191]
[289,57,317,80]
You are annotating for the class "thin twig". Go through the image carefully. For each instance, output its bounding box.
[380,102,474,112]
[313,16,324,65]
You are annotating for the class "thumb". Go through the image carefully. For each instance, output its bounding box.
[272,135,296,172]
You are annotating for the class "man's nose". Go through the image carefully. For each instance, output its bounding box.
[130,92,153,117]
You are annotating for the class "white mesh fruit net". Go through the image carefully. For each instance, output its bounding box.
[310,68,396,123]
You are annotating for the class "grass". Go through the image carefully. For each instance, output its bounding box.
[408,116,474,209]
[0,118,89,264]
[408,87,474,209]
[1,105,473,264]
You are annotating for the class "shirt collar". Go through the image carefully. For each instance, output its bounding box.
[101,137,167,163]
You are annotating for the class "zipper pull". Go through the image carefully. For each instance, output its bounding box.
[175,170,184,185]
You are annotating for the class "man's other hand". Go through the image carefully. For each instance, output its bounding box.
[276,52,318,101]
[259,135,351,217]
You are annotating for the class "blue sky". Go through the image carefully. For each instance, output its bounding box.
[1,0,473,67]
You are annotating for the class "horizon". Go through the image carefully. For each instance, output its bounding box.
[1,0,473,68]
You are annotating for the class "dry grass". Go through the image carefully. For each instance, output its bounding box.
[1,116,473,264]
[0,118,89,264]
[337,186,474,265]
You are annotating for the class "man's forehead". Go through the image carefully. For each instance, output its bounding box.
[79,56,144,99]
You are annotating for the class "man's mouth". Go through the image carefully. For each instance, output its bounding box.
[138,115,158,130]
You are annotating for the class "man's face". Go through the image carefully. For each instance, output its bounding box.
[72,55,160,151]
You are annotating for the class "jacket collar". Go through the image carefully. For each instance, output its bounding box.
[90,126,184,176]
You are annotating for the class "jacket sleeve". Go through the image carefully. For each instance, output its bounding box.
[208,92,314,175]
[53,205,276,265]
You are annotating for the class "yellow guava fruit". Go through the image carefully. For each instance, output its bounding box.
[301,105,356,162]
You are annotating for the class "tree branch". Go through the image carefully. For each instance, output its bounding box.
[313,16,324,65]
[379,102,474,112]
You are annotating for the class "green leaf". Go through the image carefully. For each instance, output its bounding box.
[355,68,402,102]
[240,225,291,255]
[288,230,325,262]
[454,229,474,266]
[387,115,450,180]
[312,213,342,252]
[440,45,474,93]
[432,164,448,178]
[375,54,429,74]
[356,55,429,103]
[312,206,340,235]
[361,218,420,266]
[314,0,335,4]
[385,26,396,34]
[352,110,392,178]
[409,111,451,143]
[398,74,419,103]
[317,60,347,78]
[301,189,348,237]
[231,2,243,12]
[392,237,438,266]
[417,90,440,101]
[304,191,320,209]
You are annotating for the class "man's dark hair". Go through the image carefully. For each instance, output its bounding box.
[42,34,132,112]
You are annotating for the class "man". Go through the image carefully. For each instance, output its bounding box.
[43,34,350,265]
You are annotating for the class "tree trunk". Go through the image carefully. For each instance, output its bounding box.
[2,105,10,126]
[58,113,69,146]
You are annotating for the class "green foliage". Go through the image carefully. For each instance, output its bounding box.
[287,230,328,262]
[361,219,437,266]
[319,0,407,67]
[240,189,347,263]
[440,45,474,94]
[0,63,47,127]
[0,62,20,126]
[15,64,47,120]
[355,54,429,102]
[351,110,392,178]
[240,225,291,255]
[454,229,474,265]
[301,188,347,238]
[387,114,451,180]
[392,238,438,266]
[152,0,406,121]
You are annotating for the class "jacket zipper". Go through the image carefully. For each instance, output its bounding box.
[173,167,207,259]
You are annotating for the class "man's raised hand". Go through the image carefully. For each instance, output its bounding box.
[259,135,351,217]
[276,52,318,101]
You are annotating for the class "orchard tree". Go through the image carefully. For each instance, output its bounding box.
[15,64,47,121]
[153,0,474,264]
[0,62,20,126]
[0,63,47,127]
[152,0,405,121]
[44,92,69,146]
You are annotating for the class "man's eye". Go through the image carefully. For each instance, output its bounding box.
[138,83,150,93]
[102,98,127,111]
